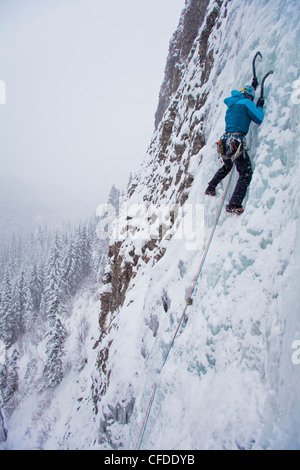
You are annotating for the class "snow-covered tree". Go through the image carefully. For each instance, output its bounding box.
[44,233,62,300]
[107,185,120,216]
[0,272,15,347]
[1,349,19,404]
[76,226,91,281]
[61,241,79,296]
[12,271,28,338]
[28,263,43,312]
[43,315,66,389]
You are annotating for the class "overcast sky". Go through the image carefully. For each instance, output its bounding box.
[0,0,185,221]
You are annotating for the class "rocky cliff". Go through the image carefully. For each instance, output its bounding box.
[95,0,300,449]
[97,0,225,430]
[154,0,211,129]
[99,0,224,334]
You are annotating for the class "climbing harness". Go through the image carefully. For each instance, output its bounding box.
[135,165,236,450]
[217,132,246,164]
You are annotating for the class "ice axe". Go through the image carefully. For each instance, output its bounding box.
[252,51,262,90]
[260,70,274,99]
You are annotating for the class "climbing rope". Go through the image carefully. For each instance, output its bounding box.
[135,166,236,450]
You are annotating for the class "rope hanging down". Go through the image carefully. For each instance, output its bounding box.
[135,166,236,450]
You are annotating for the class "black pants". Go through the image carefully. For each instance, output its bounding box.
[208,151,253,207]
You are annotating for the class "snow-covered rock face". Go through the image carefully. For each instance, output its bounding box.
[154,0,211,128]
[99,0,222,329]
[97,0,300,450]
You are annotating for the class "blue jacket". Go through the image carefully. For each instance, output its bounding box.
[224,90,264,135]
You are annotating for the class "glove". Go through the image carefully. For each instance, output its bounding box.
[256,97,265,108]
[252,77,258,90]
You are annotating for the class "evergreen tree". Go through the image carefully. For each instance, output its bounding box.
[61,241,79,296]
[24,288,34,331]
[2,349,19,403]
[44,233,62,303]
[29,263,43,312]
[46,288,66,328]
[12,271,27,337]
[107,185,120,216]
[9,235,18,275]
[38,291,47,321]
[77,226,91,281]
[0,272,15,347]
[43,310,66,389]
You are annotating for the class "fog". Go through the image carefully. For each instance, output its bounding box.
[0,0,185,225]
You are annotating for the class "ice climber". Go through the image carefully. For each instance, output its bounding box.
[205,84,264,214]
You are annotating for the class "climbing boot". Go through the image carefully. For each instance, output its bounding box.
[205,186,216,197]
[225,204,244,215]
